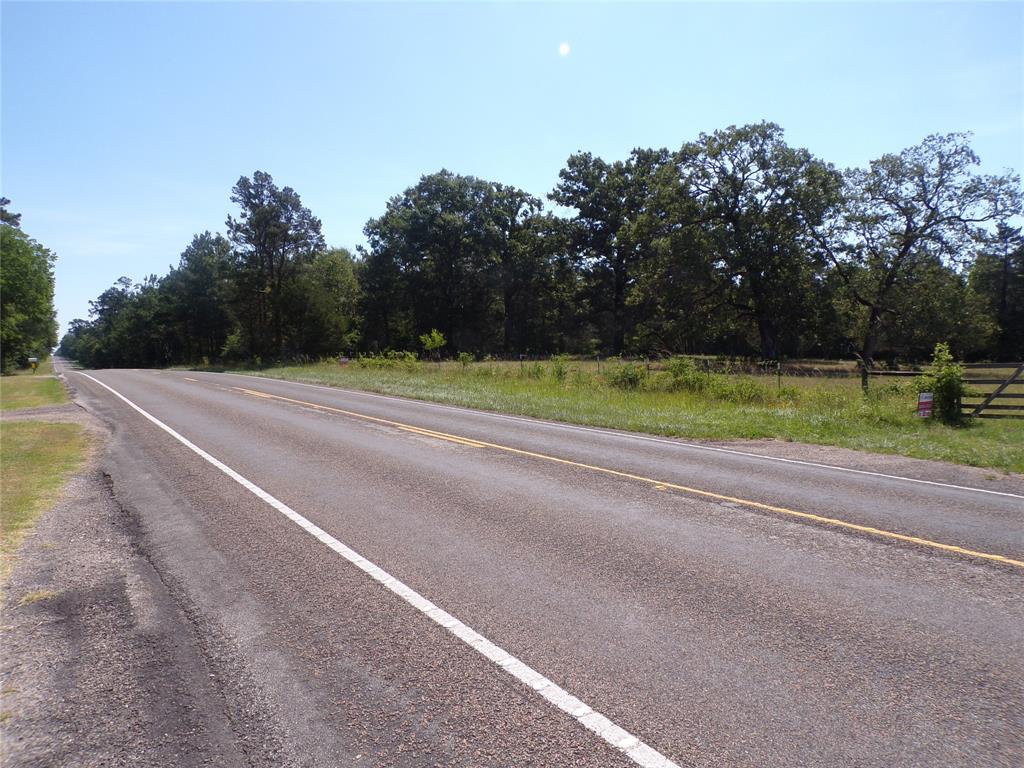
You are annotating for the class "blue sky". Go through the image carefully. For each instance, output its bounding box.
[2,1,1021,337]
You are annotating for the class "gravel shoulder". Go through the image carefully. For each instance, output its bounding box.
[0,408,275,767]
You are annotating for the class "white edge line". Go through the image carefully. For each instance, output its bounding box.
[211,370,1024,501]
[78,372,681,768]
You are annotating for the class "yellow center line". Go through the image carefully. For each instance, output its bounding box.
[184,377,199,382]
[398,425,486,448]
[231,386,1024,569]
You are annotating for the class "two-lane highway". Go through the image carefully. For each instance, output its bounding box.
[66,367,1024,767]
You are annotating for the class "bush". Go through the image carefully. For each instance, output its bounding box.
[356,350,420,371]
[457,351,474,368]
[608,362,648,390]
[665,356,710,392]
[550,355,569,384]
[916,343,970,425]
[708,376,771,404]
[523,361,545,380]
[419,328,446,360]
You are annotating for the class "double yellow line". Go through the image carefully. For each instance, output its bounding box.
[232,386,1024,569]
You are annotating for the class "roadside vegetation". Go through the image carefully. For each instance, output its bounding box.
[1,198,58,375]
[58,128,1022,372]
[0,360,66,410]
[0,421,88,582]
[246,355,1024,474]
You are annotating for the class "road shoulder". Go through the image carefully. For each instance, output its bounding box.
[0,407,267,767]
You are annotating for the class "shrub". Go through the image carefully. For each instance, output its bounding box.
[356,350,420,371]
[419,328,446,360]
[457,351,474,368]
[708,376,770,404]
[550,355,569,384]
[665,356,710,392]
[523,361,545,379]
[608,362,648,390]
[916,342,969,425]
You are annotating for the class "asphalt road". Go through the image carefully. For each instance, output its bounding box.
[62,366,1024,767]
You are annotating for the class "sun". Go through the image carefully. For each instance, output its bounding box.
[558,42,571,57]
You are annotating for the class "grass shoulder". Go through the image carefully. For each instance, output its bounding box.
[0,359,66,411]
[0,421,88,582]
[237,358,1023,474]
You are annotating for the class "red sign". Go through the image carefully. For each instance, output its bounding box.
[917,392,934,418]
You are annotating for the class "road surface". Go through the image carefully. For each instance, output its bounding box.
[58,366,1024,767]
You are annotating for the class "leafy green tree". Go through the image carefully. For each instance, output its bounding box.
[1,197,22,228]
[1,222,58,372]
[875,259,995,359]
[295,247,361,356]
[627,162,725,355]
[226,171,325,360]
[551,148,670,354]
[419,328,446,360]
[362,170,551,354]
[57,318,97,365]
[816,133,1021,366]
[970,223,1024,359]
[162,232,235,363]
[673,122,842,360]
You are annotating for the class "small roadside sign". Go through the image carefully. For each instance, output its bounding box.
[917,392,934,418]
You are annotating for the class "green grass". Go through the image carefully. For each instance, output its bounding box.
[0,361,66,411]
[0,422,88,581]
[235,358,1024,474]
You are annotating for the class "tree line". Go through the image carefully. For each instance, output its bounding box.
[1,198,58,373]
[58,123,1024,368]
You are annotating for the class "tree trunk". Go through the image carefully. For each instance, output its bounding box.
[860,309,884,391]
[612,263,626,356]
[757,313,779,360]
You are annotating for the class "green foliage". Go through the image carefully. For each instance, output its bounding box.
[607,361,648,390]
[969,224,1024,359]
[59,130,1021,373]
[665,356,710,392]
[298,247,361,357]
[670,122,843,360]
[916,343,970,425]
[550,355,569,383]
[1,223,57,373]
[823,133,1020,365]
[226,171,326,360]
[524,361,545,379]
[0,197,22,228]
[457,351,474,368]
[419,328,447,359]
[221,327,247,361]
[356,351,419,371]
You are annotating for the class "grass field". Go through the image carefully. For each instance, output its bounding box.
[0,359,66,411]
[240,357,1024,474]
[0,421,88,581]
